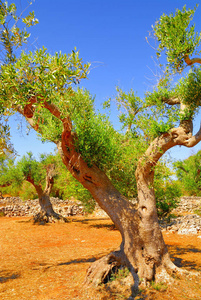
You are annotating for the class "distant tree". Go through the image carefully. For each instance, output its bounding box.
[175,150,201,196]
[0,152,67,223]
[1,2,201,296]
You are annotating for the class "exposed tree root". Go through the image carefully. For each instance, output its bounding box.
[85,249,141,299]
[163,253,190,278]
[85,249,124,286]
[32,211,68,224]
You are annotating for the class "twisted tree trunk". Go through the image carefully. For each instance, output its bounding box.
[19,97,201,297]
[27,164,67,224]
[56,127,191,297]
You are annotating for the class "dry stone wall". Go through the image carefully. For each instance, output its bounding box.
[174,196,201,214]
[1,196,201,235]
[0,197,84,217]
[161,196,201,235]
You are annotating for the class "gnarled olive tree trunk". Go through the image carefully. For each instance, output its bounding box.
[26,164,67,223]
[57,123,191,293]
[19,98,201,296]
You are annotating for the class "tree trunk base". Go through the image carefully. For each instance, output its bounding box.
[32,211,68,224]
[85,249,124,286]
[85,250,142,299]
[84,247,198,300]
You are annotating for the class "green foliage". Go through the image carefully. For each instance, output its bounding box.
[113,87,144,133]
[0,0,38,155]
[194,207,201,216]
[0,117,14,156]
[17,152,46,185]
[107,135,146,198]
[114,76,181,141]
[0,47,90,109]
[155,162,181,219]
[174,150,201,196]
[155,181,181,219]
[19,181,37,200]
[110,267,130,282]
[176,67,201,118]
[0,0,38,63]
[67,88,120,169]
[0,150,95,211]
[0,152,17,185]
[150,281,168,291]
[153,5,201,73]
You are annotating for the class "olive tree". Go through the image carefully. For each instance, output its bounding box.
[1,3,201,296]
[0,152,68,222]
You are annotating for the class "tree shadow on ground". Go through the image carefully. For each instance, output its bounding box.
[71,218,117,230]
[38,255,105,272]
[58,257,96,266]
[168,244,201,270]
[0,271,20,283]
[71,217,110,224]
[89,223,117,230]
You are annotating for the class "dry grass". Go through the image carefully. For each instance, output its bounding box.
[0,216,201,299]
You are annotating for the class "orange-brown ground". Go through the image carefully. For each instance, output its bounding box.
[0,216,201,300]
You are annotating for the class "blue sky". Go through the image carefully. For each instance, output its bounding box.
[8,0,201,161]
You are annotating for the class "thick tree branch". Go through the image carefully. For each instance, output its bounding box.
[136,125,193,179]
[17,104,39,131]
[183,123,201,147]
[161,96,180,105]
[184,55,201,66]
[26,175,43,197]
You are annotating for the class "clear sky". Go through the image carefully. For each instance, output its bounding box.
[8,0,201,161]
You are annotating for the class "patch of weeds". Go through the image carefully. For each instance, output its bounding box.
[0,211,5,217]
[150,281,168,291]
[194,208,201,216]
[110,267,130,281]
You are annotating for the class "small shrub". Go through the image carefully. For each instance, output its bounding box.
[110,267,130,281]
[0,211,5,217]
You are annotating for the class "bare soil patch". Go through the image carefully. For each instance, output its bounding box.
[0,216,201,299]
